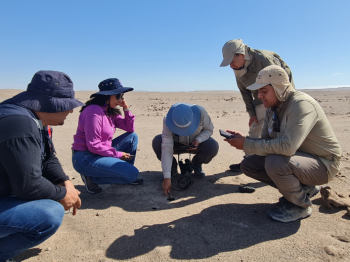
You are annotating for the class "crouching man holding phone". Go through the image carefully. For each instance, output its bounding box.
[223,65,341,223]
[152,103,219,195]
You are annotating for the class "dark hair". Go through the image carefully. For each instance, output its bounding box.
[80,95,121,116]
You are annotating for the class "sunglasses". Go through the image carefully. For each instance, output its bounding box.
[116,93,124,100]
[271,107,280,132]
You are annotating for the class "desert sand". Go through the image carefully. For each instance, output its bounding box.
[1,88,350,262]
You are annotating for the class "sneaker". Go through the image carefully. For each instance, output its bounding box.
[193,165,205,178]
[6,259,17,262]
[303,185,320,198]
[80,174,102,194]
[130,178,144,185]
[268,199,312,223]
[229,163,241,172]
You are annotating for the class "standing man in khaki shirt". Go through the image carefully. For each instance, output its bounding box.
[224,65,341,223]
[220,39,294,172]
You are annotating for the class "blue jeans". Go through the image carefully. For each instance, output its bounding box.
[72,132,139,184]
[0,196,64,261]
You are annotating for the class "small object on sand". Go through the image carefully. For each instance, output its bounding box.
[238,185,256,193]
[167,193,175,201]
[320,185,350,216]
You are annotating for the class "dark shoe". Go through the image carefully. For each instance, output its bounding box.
[238,185,256,193]
[268,199,312,223]
[193,165,205,178]
[130,178,144,185]
[303,185,320,198]
[6,259,17,262]
[80,174,102,194]
[229,163,241,172]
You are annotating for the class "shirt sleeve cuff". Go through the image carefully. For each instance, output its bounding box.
[163,172,171,179]
[115,151,124,158]
[195,136,203,143]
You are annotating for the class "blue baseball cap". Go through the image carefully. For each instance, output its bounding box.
[12,70,84,113]
[90,78,133,98]
[166,103,201,136]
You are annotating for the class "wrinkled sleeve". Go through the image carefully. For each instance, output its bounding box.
[161,117,174,178]
[237,79,256,117]
[112,110,135,132]
[42,154,70,185]
[83,111,121,158]
[243,101,318,156]
[0,116,67,201]
[195,108,214,143]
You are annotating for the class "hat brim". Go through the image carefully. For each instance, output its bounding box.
[165,103,201,136]
[12,91,85,113]
[247,82,270,91]
[220,55,234,67]
[90,87,133,98]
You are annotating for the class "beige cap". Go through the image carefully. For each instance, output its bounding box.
[247,65,292,101]
[220,39,246,67]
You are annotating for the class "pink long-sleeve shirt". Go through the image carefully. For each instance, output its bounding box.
[72,105,135,158]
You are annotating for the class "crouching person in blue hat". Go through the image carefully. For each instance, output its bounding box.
[0,71,83,262]
[152,103,219,195]
[71,78,142,194]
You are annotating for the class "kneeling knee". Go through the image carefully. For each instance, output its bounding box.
[265,154,288,174]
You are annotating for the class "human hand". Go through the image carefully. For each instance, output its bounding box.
[117,98,129,110]
[226,129,245,139]
[187,139,199,151]
[224,136,246,150]
[249,116,259,127]
[59,180,81,216]
[162,178,171,195]
[120,152,134,161]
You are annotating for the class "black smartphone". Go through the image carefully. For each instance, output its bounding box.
[128,155,134,159]
[219,129,234,139]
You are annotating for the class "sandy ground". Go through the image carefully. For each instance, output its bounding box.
[1,88,350,262]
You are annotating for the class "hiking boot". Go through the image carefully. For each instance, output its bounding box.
[193,165,205,178]
[229,163,241,172]
[268,199,312,223]
[80,174,102,194]
[130,178,144,185]
[303,185,320,198]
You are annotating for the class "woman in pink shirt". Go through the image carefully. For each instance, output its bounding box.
[72,78,142,194]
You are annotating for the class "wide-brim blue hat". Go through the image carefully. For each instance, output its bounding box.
[166,103,201,136]
[12,70,84,113]
[90,78,133,98]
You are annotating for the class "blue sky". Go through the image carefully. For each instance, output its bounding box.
[0,0,349,92]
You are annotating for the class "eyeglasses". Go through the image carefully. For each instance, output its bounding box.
[116,93,124,100]
[271,107,280,132]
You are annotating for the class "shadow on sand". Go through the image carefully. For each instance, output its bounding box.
[76,170,267,212]
[106,203,300,260]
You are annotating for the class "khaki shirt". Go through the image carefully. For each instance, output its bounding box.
[161,105,214,178]
[236,47,294,117]
[243,90,342,180]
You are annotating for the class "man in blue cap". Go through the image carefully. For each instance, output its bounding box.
[152,103,219,194]
[0,70,84,262]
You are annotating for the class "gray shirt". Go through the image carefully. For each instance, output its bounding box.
[236,47,294,118]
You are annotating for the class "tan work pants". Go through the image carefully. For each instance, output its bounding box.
[240,151,328,208]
